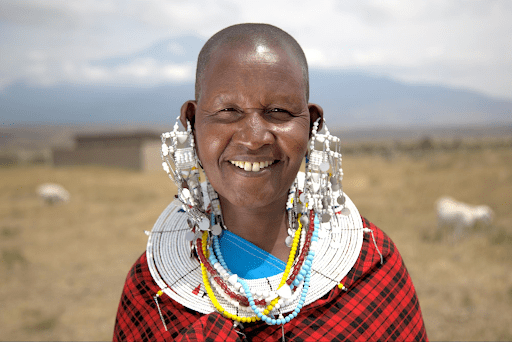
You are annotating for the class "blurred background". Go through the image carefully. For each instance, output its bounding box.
[1,0,511,340]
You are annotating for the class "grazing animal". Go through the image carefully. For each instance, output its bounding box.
[36,183,70,205]
[436,196,493,241]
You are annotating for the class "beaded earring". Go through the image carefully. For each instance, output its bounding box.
[284,118,347,250]
[161,117,222,250]
[303,118,348,221]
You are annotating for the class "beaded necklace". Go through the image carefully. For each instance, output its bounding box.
[196,210,319,325]
[146,178,364,324]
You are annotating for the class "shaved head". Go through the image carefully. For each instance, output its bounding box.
[195,23,309,102]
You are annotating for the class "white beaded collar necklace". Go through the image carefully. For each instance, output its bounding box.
[146,172,364,316]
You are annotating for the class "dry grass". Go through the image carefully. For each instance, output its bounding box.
[1,148,511,341]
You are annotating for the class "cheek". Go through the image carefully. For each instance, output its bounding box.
[194,125,226,167]
[285,128,310,160]
[292,140,309,163]
[277,117,311,156]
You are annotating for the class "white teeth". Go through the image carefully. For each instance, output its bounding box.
[230,160,274,172]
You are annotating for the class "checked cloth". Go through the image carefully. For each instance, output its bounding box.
[113,217,428,341]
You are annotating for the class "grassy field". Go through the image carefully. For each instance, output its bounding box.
[1,147,511,341]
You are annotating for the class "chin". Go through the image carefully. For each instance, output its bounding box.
[222,185,288,209]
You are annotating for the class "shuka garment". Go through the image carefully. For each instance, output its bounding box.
[113,217,428,341]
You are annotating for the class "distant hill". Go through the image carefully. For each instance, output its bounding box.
[309,71,512,127]
[1,36,511,128]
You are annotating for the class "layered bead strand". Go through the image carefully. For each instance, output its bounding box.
[199,231,258,322]
[196,236,267,308]
[199,211,319,325]
[239,212,319,325]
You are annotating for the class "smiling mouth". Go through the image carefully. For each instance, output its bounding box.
[229,160,276,172]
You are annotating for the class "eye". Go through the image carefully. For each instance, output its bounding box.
[270,108,290,114]
[213,107,243,122]
[268,108,294,120]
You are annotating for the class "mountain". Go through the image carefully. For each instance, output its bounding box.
[309,71,512,127]
[1,36,511,128]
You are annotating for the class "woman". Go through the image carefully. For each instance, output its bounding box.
[114,24,428,341]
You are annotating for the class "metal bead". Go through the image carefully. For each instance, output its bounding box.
[198,217,210,231]
[319,162,330,172]
[322,213,331,222]
[337,196,346,205]
[299,193,306,203]
[211,224,222,236]
[185,231,195,241]
[300,215,309,228]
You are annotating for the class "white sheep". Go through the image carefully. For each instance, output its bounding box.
[436,196,493,241]
[36,183,70,205]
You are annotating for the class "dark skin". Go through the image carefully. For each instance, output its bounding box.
[181,42,323,262]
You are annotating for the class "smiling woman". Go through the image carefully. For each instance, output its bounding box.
[113,23,428,341]
[186,41,319,253]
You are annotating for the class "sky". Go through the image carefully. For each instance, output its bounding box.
[1,0,511,99]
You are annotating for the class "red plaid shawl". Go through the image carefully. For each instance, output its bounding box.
[113,217,428,341]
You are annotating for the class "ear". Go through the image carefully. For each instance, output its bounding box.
[308,103,324,137]
[180,100,197,130]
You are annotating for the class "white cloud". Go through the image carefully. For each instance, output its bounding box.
[110,58,194,84]
[59,59,195,86]
[0,0,511,98]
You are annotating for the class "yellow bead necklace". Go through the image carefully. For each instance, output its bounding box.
[199,214,304,322]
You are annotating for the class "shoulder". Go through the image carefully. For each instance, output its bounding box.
[122,252,158,299]
[114,253,206,341]
[299,217,428,341]
[345,216,406,289]
[361,216,397,264]
[113,253,165,341]
[346,217,428,340]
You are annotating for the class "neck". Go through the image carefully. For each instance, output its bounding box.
[219,196,291,262]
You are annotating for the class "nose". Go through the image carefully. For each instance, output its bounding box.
[232,111,275,150]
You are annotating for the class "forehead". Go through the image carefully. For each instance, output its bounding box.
[199,43,306,104]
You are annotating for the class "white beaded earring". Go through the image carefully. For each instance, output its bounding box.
[161,117,222,246]
[301,118,349,222]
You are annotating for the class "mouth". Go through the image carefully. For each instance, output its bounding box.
[229,160,276,172]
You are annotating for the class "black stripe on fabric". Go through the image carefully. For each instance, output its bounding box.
[362,216,370,228]
[143,326,154,341]
[386,287,416,341]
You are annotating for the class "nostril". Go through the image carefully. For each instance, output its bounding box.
[231,113,275,149]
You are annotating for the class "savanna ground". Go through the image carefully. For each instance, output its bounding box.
[1,143,511,341]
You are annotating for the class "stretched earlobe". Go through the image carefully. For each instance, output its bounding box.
[308,103,324,136]
[180,100,197,130]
